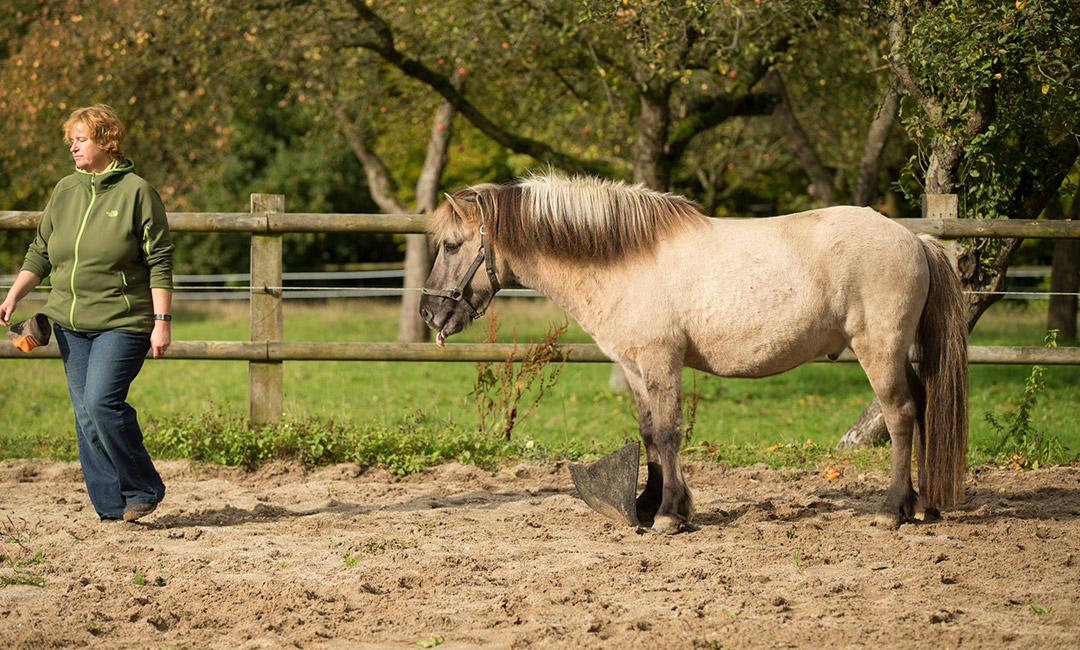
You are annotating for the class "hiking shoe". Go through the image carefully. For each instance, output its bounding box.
[123,501,159,522]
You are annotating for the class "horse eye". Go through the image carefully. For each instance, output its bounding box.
[443,241,460,254]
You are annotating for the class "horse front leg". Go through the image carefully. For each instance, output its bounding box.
[621,366,663,524]
[626,363,694,533]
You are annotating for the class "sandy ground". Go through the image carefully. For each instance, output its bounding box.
[1,457,1078,649]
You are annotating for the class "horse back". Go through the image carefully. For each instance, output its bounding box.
[664,206,929,377]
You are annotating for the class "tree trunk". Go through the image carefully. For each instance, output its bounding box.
[853,80,901,207]
[633,92,671,190]
[398,96,458,342]
[841,6,995,451]
[1048,238,1080,342]
[765,70,835,206]
[336,96,458,343]
[835,399,888,450]
[335,107,408,215]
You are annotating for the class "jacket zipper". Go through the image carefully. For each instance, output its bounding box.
[120,271,130,312]
[69,175,98,330]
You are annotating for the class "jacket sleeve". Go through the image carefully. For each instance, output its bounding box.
[138,184,174,290]
[20,187,57,280]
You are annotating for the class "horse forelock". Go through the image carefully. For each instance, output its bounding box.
[505,173,707,261]
[427,189,475,243]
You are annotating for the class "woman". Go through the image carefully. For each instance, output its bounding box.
[0,104,173,522]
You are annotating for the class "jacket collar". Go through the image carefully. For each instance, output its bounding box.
[75,158,134,190]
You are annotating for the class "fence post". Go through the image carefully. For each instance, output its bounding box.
[922,194,959,272]
[249,194,284,425]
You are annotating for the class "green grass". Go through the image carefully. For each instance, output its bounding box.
[1,297,1077,469]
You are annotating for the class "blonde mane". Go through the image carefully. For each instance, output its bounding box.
[429,174,708,262]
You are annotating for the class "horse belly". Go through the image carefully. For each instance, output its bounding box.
[678,276,848,378]
[684,324,846,378]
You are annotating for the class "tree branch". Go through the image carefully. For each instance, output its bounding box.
[886,5,942,127]
[765,69,835,205]
[665,34,790,168]
[854,79,901,206]
[345,0,613,177]
[333,105,407,214]
[887,1,996,194]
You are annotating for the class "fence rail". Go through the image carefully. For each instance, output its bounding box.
[3,194,1079,424]
[3,341,1078,365]
[6,210,1080,238]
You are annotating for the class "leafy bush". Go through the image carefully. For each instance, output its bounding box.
[144,408,512,474]
[982,331,1074,469]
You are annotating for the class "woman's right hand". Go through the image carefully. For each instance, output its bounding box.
[0,270,44,327]
[0,297,17,327]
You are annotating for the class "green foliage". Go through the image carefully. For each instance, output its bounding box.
[131,565,168,587]
[982,331,1074,468]
[684,438,888,475]
[1,517,45,588]
[340,551,359,568]
[0,546,45,587]
[896,0,1080,217]
[144,407,510,474]
[147,408,280,469]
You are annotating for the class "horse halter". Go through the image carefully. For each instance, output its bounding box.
[421,225,501,321]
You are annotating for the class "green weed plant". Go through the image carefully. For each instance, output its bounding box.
[145,408,510,474]
[1,517,45,588]
[472,310,568,440]
[983,331,1074,469]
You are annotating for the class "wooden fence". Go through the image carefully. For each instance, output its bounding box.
[3,193,1079,424]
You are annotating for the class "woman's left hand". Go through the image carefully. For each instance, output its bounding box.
[151,321,171,358]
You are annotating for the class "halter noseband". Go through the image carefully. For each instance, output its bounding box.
[421,225,501,321]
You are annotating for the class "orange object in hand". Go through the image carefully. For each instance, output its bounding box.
[12,335,40,352]
[7,313,51,352]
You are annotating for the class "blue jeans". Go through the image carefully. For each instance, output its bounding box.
[53,325,165,520]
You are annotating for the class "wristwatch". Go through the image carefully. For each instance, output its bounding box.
[154,314,172,321]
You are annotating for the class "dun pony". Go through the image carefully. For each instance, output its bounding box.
[421,173,968,533]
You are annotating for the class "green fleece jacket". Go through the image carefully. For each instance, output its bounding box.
[21,160,174,333]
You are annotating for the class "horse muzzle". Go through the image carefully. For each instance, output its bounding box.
[420,291,487,347]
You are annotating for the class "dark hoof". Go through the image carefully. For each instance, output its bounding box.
[919,506,942,522]
[650,515,698,534]
[874,511,902,529]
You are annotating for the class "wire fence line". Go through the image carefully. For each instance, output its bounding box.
[1,268,1071,300]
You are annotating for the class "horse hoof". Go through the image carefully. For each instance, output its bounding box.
[651,515,698,534]
[919,506,942,522]
[874,511,903,529]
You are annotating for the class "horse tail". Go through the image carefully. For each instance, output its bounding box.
[915,235,969,510]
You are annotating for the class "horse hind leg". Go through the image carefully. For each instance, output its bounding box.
[635,419,666,525]
[858,349,921,529]
[621,366,664,524]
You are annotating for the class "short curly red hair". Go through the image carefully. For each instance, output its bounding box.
[63,104,125,162]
